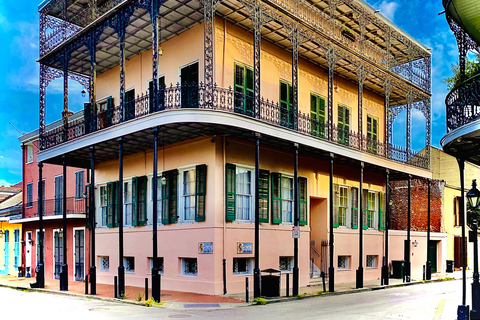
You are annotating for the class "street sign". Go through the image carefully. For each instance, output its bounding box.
[292,226,300,239]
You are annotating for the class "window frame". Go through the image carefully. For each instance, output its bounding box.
[26,183,33,207]
[233,257,253,275]
[99,256,109,271]
[279,80,294,129]
[337,104,350,146]
[75,171,85,200]
[148,257,164,275]
[337,255,350,270]
[310,93,326,138]
[279,256,294,273]
[366,255,378,269]
[366,115,379,153]
[26,144,34,164]
[234,62,254,116]
[180,258,198,277]
[124,256,135,273]
[179,166,197,222]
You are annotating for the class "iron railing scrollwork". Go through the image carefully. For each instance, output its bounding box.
[445,73,480,132]
[41,83,429,169]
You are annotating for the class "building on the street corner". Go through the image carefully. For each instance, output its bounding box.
[34,0,431,295]
[14,126,90,282]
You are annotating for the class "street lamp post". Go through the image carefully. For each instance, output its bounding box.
[467,179,480,320]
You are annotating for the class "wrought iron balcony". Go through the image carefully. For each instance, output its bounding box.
[445,73,480,132]
[41,83,429,169]
[22,197,86,219]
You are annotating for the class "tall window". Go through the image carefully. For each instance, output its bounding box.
[155,176,164,225]
[182,169,196,221]
[54,175,64,215]
[338,105,350,145]
[124,181,133,226]
[26,145,33,163]
[367,191,376,228]
[236,168,252,221]
[149,76,166,112]
[124,88,136,121]
[338,186,348,226]
[281,176,294,223]
[311,94,326,138]
[26,183,33,207]
[280,81,294,129]
[367,115,378,153]
[180,62,199,108]
[234,63,254,116]
[99,182,119,227]
[100,186,108,226]
[75,171,84,200]
[272,173,307,225]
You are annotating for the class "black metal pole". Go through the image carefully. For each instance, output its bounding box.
[328,153,335,292]
[118,137,125,297]
[293,143,299,296]
[223,259,227,295]
[406,175,411,283]
[90,146,96,294]
[145,277,149,301]
[426,179,432,281]
[356,162,364,289]
[254,134,261,298]
[382,169,390,285]
[37,162,45,288]
[61,155,68,291]
[152,128,160,302]
[472,214,480,319]
[457,159,469,319]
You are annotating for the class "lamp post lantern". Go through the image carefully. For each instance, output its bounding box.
[467,179,480,320]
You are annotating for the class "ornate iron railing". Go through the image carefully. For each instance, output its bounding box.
[445,73,480,132]
[41,83,429,169]
[23,197,86,219]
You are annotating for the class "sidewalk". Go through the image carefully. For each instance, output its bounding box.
[0,270,467,309]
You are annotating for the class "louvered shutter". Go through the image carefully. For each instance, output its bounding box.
[195,164,207,222]
[351,187,358,229]
[333,184,339,227]
[271,173,282,224]
[226,164,236,221]
[259,169,269,223]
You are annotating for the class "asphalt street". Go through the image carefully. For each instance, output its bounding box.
[2,280,466,319]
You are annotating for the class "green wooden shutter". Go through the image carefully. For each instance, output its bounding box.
[378,193,385,230]
[106,182,113,228]
[280,82,292,128]
[259,169,269,223]
[225,163,236,222]
[299,177,307,226]
[333,184,339,228]
[132,178,138,226]
[234,65,245,113]
[113,181,119,227]
[168,170,178,223]
[195,164,207,222]
[362,189,368,230]
[351,187,358,229]
[245,67,254,116]
[137,176,147,226]
[106,96,114,126]
[272,173,282,224]
[161,172,170,225]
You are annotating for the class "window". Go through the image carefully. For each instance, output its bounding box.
[75,171,85,200]
[338,256,350,270]
[99,256,109,271]
[131,176,147,226]
[180,62,199,108]
[54,175,64,215]
[124,181,133,226]
[367,115,378,153]
[366,255,377,268]
[177,165,207,223]
[26,145,33,163]
[96,96,114,128]
[226,164,269,223]
[149,257,164,274]
[366,191,377,229]
[26,183,33,207]
[100,181,119,227]
[149,76,166,112]
[311,94,326,138]
[181,258,197,276]
[272,173,307,224]
[124,88,136,121]
[234,63,254,116]
[361,190,384,230]
[100,186,108,226]
[351,187,359,229]
[338,105,350,146]
[280,81,294,129]
[233,258,252,275]
[153,176,164,225]
[338,186,348,226]
[279,257,293,273]
[124,257,135,273]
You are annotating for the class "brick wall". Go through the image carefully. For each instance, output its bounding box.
[389,179,444,232]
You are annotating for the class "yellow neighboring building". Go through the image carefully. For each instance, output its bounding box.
[429,146,480,269]
[0,191,22,276]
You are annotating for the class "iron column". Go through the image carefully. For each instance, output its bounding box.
[152,128,160,302]
[90,146,96,294]
[329,153,335,292]
[118,137,125,297]
[470,179,480,320]
[356,162,364,289]
[254,133,261,298]
[37,162,45,288]
[61,155,68,291]
[406,175,411,283]
[457,159,469,319]
[426,179,432,281]
[293,143,299,296]
[382,169,390,285]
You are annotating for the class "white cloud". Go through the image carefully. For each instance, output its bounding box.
[0,179,13,187]
[378,1,399,22]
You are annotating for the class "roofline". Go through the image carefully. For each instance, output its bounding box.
[38,0,52,12]
[355,0,431,54]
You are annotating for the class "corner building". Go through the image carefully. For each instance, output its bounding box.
[36,0,432,294]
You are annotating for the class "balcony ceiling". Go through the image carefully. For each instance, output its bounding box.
[40,0,430,107]
[445,0,480,46]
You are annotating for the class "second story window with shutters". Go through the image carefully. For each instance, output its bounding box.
[26,145,33,163]
[280,81,294,129]
[311,94,326,138]
[234,63,254,116]
[75,171,84,200]
[367,115,378,153]
[26,183,33,207]
[338,105,350,146]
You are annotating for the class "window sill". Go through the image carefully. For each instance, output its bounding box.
[125,271,135,274]
[179,274,197,277]
[280,270,293,274]
[337,269,351,271]
[233,220,254,224]
[233,272,253,276]
[366,267,378,269]
[280,222,293,226]
[176,220,197,225]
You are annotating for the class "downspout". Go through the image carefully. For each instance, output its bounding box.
[222,136,227,294]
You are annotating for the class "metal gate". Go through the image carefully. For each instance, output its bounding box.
[320,240,329,279]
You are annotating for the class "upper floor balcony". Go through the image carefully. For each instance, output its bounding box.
[13,197,86,222]
[41,82,429,169]
[38,0,431,94]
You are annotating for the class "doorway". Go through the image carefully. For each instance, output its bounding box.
[429,240,438,273]
[180,62,199,108]
[309,197,328,278]
[54,229,63,280]
[74,228,85,281]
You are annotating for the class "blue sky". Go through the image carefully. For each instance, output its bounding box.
[0,0,460,186]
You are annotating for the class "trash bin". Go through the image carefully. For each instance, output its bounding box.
[391,260,405,279]
[261,268,281,297]
[446,260,454,273]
